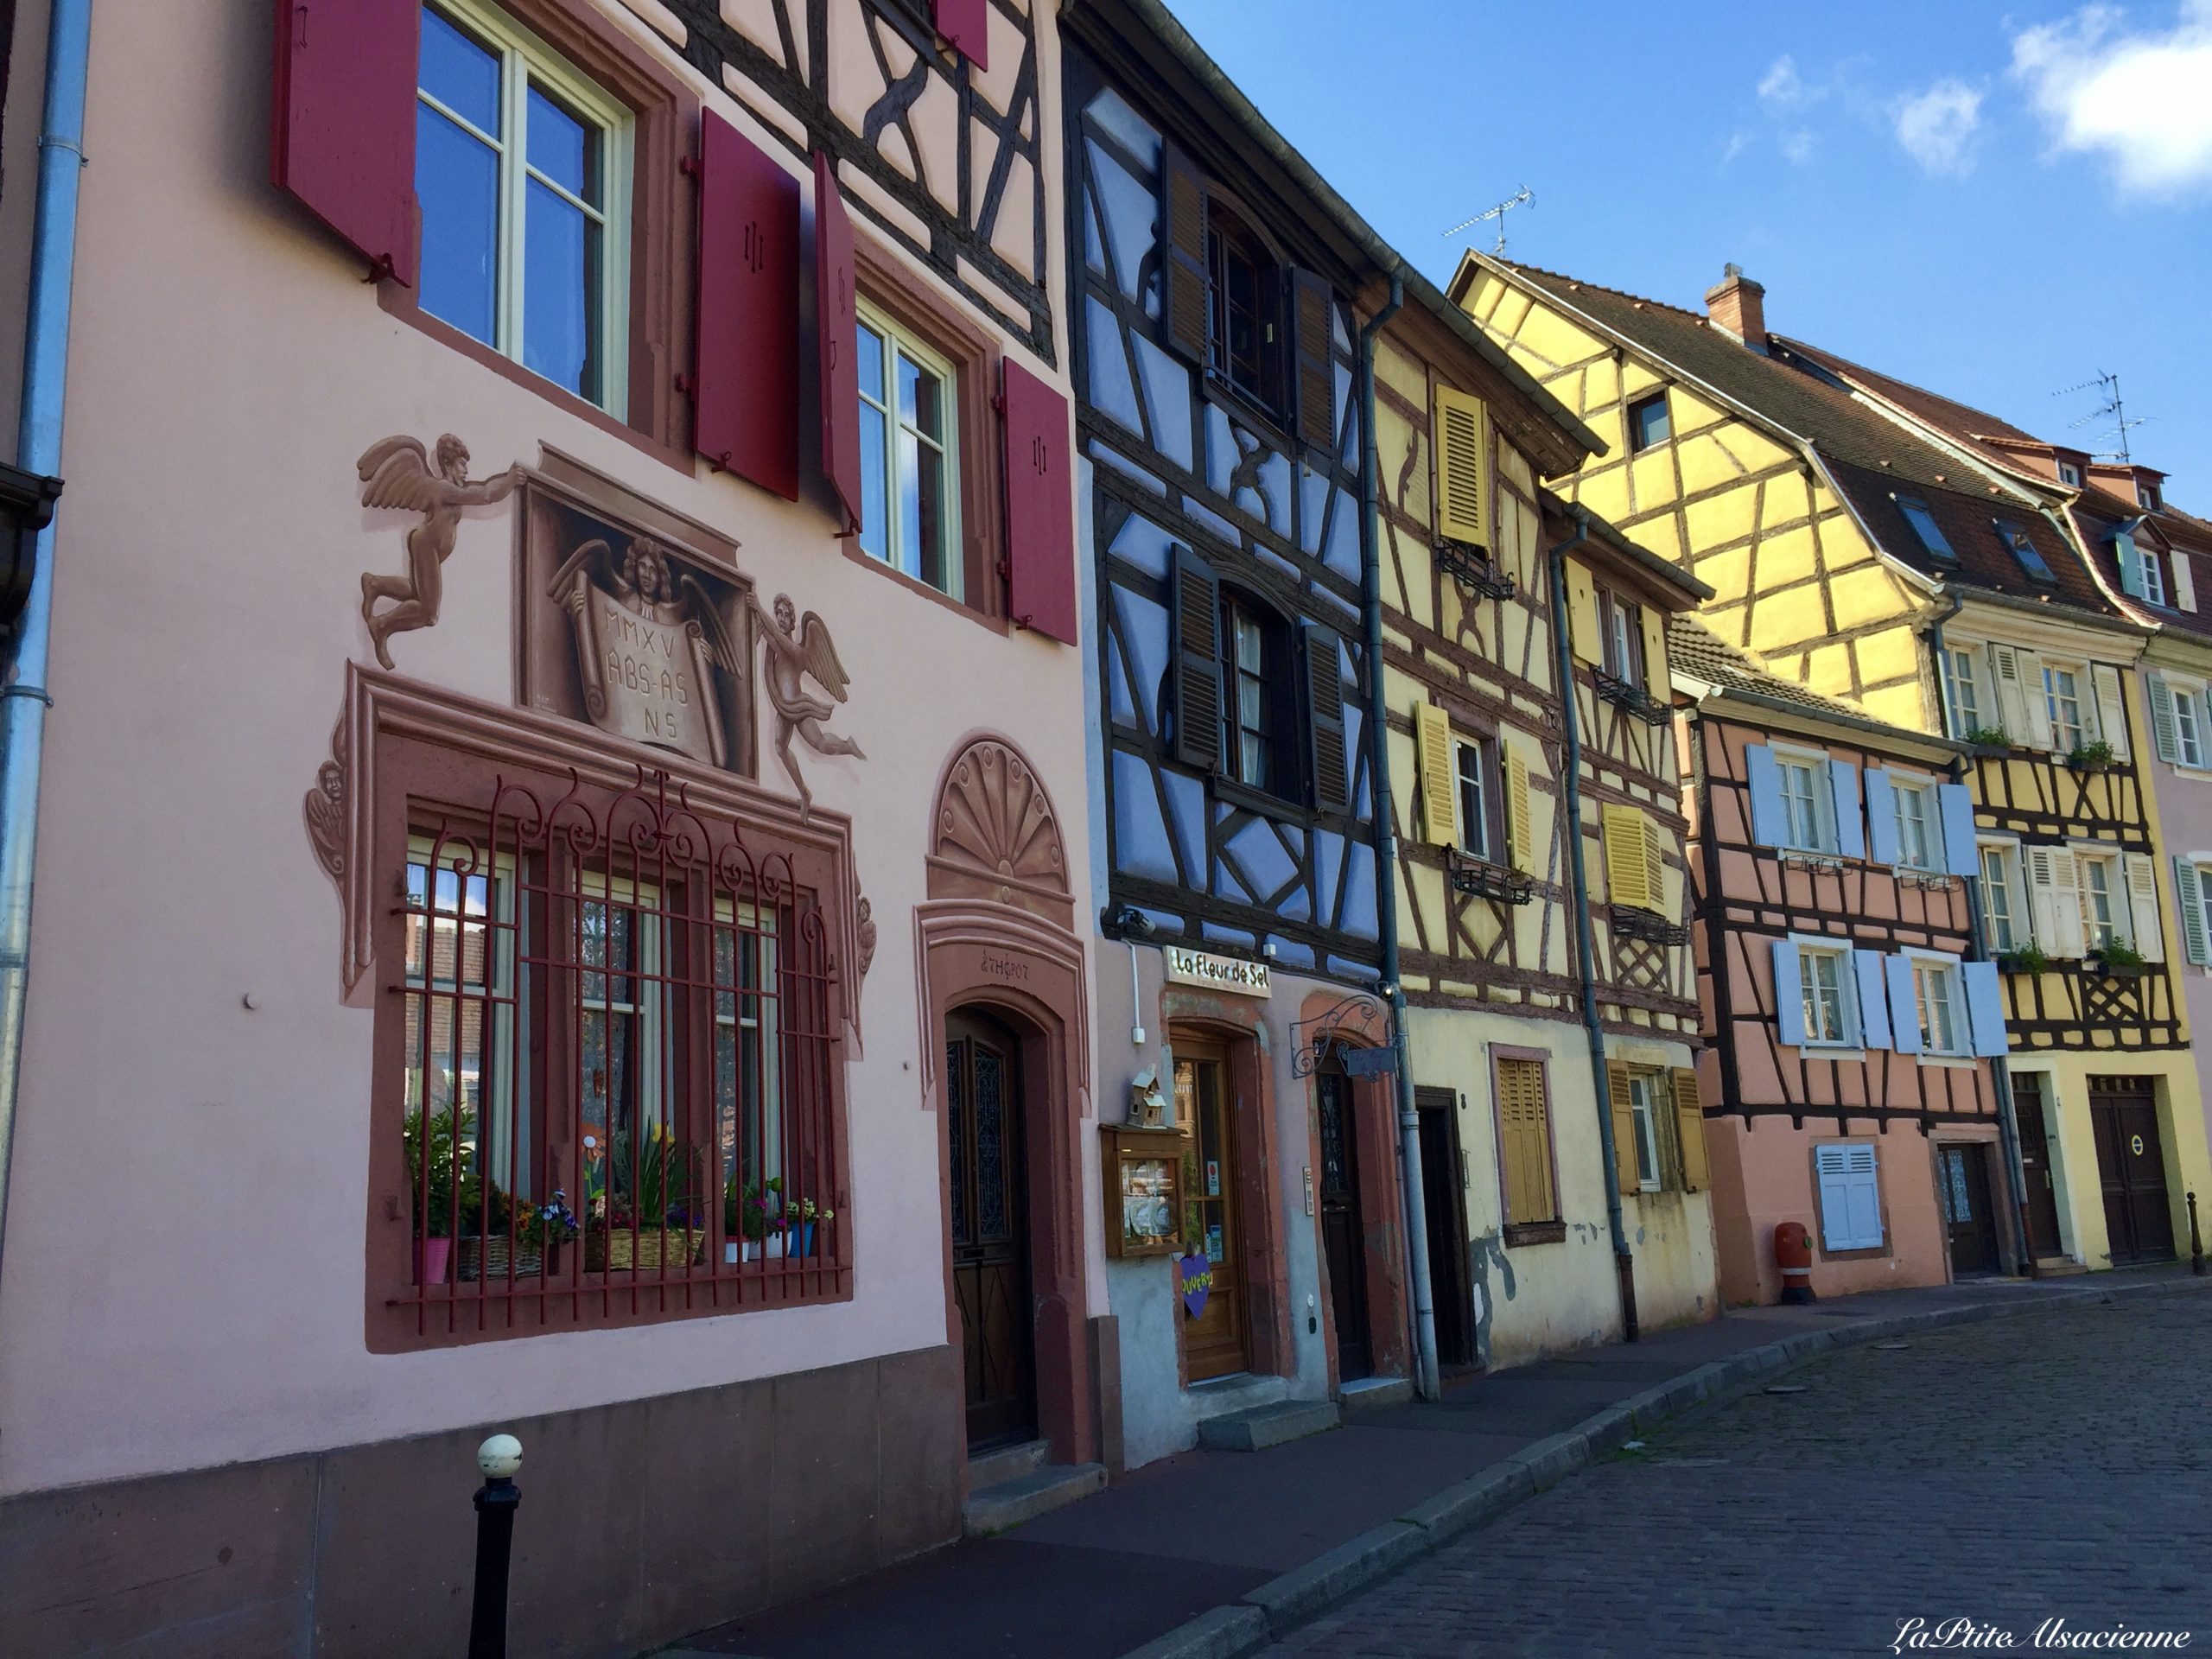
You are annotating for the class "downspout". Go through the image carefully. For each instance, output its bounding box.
[1357,274,1440,1400]
[1551,506,1637,1341]
[0,0,92,1274]
[1928,596,2037,1278]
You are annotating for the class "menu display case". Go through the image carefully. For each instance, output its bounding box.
[1099,1123,1185,1259]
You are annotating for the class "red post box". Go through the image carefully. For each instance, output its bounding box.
[1774,1221,1815,1305]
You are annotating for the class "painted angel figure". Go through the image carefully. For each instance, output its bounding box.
[751,593,863,818]
[357,433,523,669]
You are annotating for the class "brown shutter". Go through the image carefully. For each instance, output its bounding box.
[1160,143,1211,365]
[1671,1068,1708,1193]
[1290,269,1338,454]
[1606,1059,1638,1196]
[1304,624,1351,812]
[814,149,861,530]
[1001,359,1077,644]
[931,0,988,68]
[1171,547,1223,772]
[270,0,420,285]
[693,113,800,498]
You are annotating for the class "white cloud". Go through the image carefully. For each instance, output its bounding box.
[2012,0,2212,195]
[1894,79,1984,176]
[1782,129,1817,165]
[1758,55,1814,110]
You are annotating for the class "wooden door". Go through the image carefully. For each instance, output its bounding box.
[2011,1075,2064,1258]
[2090,1078,2175,1264]
[1315,1071,1370,1382]
[947,1011,1035,1449]
[1416,1086,1476,1370]
[1937,1142,1999,1277]
[1176,1045,1251,1382]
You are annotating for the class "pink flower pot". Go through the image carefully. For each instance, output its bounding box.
[416,1236,452,1286]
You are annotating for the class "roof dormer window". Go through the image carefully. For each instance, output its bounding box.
[2139,482,2161,512]
[1895,496,1956,563]
[1996,521,2055,585]
[2057,461,2082,488]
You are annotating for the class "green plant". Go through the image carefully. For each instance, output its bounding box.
[608,1124,699,1230]
[725,1173,782,1241]
[402,1107,483,1237]
[1964,725,2011,749]
[1997,943,2051,976]
[2094,940,2145,970]
[2068,740,2116,772]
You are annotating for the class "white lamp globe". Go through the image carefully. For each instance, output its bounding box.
[477,1433,523,1479]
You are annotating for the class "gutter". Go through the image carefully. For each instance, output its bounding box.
[0,0,91,1276]
[1356,276,1440,1400]
[1549,505,1637,1341]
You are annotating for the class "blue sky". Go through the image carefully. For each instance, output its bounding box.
[1170,0,2212,492]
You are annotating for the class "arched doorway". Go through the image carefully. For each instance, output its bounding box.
[947,1007,1037,1449]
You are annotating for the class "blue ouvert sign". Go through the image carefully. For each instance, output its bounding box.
[1178,1251,1212,1319]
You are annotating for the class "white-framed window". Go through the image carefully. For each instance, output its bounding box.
[1912,957,1967,1056]
[855,299,963,598]
[1779,753,1834,853]
[713,897,783,1206]
[403,838,524,1190]
[2078,850,2124,952]
[1980,842,2022,953]
[1800,944,1855,1047]
[1894,779,1936,871]
[2058,461,2082,488]
[1626,1069,1663,1192]
[1454,737,1491,862]
[580,874,666,1145]
[1946,645,1985,737]
[2176,683,2207,769]
[416,0,633,414]
[2139,482,2161,512]
[2044,663,2088,752]
[2141,549,2169,607]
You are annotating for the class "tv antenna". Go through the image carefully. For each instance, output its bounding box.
[2054,370,2150,465]
[1441,187,1534,257]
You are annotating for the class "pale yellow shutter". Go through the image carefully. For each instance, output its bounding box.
[1507,746,1534,873]
[1415,701,1458,846]
[1567,562,1601,664]
[1642,812,1665,913]
[1497,1057,1555,1225]
[1603,804,1649,909]
[1672,1068,1708,1192]
[1606,1059,1639,1196]
[1433,386,1489,546]
[1641,605,1669,702]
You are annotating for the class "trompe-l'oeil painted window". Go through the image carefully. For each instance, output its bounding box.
[416,1,632,414]
[855,302,963,599]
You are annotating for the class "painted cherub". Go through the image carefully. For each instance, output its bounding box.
[750,592,862,818]
[357,433,523,669]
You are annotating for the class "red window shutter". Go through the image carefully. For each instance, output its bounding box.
[931,0,989,69]
[694,111,800,499]
[814,150,862,532]
[1001,360,1077,645]
[270,0,420,286]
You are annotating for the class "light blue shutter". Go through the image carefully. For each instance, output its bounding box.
[1746,745,1784,847]
[1772,939,1805,1046]
[1962,960,2007,1057]
[1886,955,1923,1054]
[2117,531,2145,598]
[1864,769,1898,866]
[1938,783,1980,877]
[1829,760,1865,859]
[1815,1144,1884,1250]
[1853,950,1892,1050]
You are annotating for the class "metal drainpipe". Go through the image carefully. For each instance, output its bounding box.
[1357,275,1440,1400]
[1927,599,2038,1278]
[0,0,92,1278]
[1549,508,1637,1341]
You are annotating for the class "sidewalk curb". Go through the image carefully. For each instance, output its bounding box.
[1119,1274,2211,1659]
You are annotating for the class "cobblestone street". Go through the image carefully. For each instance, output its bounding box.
[1263,1296,2212,1659]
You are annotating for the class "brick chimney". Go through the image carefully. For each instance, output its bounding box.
[1705,264,1767,353]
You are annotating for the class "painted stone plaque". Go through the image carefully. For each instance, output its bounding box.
[552,537,738,767]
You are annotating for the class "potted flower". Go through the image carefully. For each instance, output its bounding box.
[2067,740,2116,773]
[1997,943,2051,976]
[600,1125,705,1269]
[724,1175,782,1262]
[1964,725,2012,752]
[785,1195,835,1258]
[2089,940,2146,978]
[519,1190,580,1275]
[401,1106,478,1285]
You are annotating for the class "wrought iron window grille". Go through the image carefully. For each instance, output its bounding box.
[1593,671,1671,726]
[1435,538,1515,600]
[1447,849,1535,905]
[1898,869,1959,891]
[1611,905,1688,945]
[1777,848,1847,874]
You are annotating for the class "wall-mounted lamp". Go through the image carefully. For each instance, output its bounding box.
[1102,906,1154,1046]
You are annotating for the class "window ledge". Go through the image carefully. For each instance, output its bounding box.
[1503,1219,1566,1248]
[1199,370,1297,455]
[1916,1053,1979,1070]
[1211,772,1308,823]
[1793,1046,1869,1063]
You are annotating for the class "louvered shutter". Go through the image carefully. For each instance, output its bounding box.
[1606,1060,1639,1196]
[1745,745,1786,848]
[1290,270,1338,454]
[1604,805,1650,909]
[2126,855,2165,961]
[2175,551,2198,613]
[1415,702,1457,846]
[1829,761,1865,860]
[931,0,988,67]
[1170,548,1223,772]
[1853,950,1892,1051]
[1962,961,2008,1058]
[2147,671,2179,763]
[1497,1058,1554,1224]
[2117,531,2146,598]
[1864,769,1898,866]
[1642,814,1665,914]
[1001,359,1077,644]
[1640,607,1669,703]
[1433,387,1489,547]
[1160,143,1210,365]
[1566,563,1601,664]
[1671,1069,1708,1193]
[1989,644,2042,748]
[1772,940,1805,1046]
[1885,956,1922,1055]
[814,150,861,529]
[693,115,800,497]
[270,0,420,286]
[2175,857,2209,966]
[2027,846,2085,957]
[1937,783,1980,878]
[1303,625,1351,812]
[2091,664,2132,759]
[2015,648,2055,749]
[1816,1144,1883,1251]
[1506,746,1534,873]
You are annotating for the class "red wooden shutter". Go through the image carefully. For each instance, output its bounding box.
[1160,143,1211,365]
[814,150,862,532]
[932,0,989,69]
[270,0,420,286]
[1001,359,1076,645]
[1289,269,1338,454]
[693,111,800,499]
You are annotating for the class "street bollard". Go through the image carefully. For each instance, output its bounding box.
[467,1434,523,1659]
[2190,1192,2205,1278]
